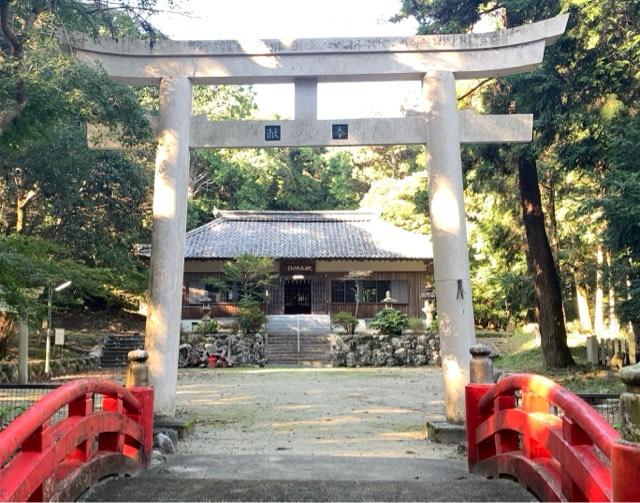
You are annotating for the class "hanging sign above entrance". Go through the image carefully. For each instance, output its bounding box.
[280,260,315,275]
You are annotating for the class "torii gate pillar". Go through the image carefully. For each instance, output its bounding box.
[146,76,192,415]
[423,71,475,423]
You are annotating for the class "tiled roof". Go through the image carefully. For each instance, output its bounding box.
[176,210,432,260]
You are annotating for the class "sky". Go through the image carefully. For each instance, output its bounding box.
[150,0,423,119]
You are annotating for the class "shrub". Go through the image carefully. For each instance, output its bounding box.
[237,296,266,336]
[408,317,424,333]
[428,316,439,333]
[331,311,358,335]
[371,308,409,335]
[195,319,218,334]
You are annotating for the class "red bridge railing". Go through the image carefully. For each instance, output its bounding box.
[466,373,640,502]
[0,379,153,502]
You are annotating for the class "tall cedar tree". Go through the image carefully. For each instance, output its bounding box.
[394,0,574,367]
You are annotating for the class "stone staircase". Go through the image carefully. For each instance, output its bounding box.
[100,333,145,368]
[265,315,331,365]
[266,314,331,336]
[267,333,331,365]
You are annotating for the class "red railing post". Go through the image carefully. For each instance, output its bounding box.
[613,364,640,502]
[465,383,494,468]
[521,392,551,459]
[127,387,154,465]
[611,440,640,502]
[21,422,52,501]
[466,345,497,469]
[68,392,93,462]
[98,392,124,453]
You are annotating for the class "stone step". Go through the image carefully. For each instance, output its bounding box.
[266,315,331,336]
[101,334,145,368]
[81,455,533,502]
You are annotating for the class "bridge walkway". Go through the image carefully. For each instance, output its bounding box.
[81,454,533,501]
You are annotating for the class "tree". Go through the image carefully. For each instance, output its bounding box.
[395,0,640,366]
[0,0,164,316]
[219,253,277,302]
[393,0,575,367]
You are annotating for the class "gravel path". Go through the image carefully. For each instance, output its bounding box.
[174,366,462,460]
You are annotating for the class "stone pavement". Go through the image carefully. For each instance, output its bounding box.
[81,367,533,501]
[82,455,534,501]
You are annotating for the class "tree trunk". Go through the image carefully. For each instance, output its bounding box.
[546,170,560,256]
[594,243,605,336]
[15,188,37,234]
[517,153,574,367]
[606,251,620,336]
[575,278,593,332]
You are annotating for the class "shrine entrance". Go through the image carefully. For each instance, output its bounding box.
[284,280,312,315]
[73,14,569,421]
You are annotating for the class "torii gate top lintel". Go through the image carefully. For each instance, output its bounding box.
[70,14,568,84]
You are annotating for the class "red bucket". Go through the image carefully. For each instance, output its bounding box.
[207,355,219,368]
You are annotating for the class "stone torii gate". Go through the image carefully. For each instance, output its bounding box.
[73,14,568,422]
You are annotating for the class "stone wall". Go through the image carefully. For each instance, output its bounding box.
[0,356,99,383]
[330,332,441,367]
[181,332,266,366]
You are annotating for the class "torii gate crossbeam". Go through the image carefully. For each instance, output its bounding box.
[73,14,568,422]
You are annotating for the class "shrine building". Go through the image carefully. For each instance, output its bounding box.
[177,210,433,327]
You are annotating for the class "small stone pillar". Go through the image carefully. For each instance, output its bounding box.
[126,349,150,388]
[620,363,640,442]
[18,319,29,384]
[586,336,599,365]
[469,344,493,384]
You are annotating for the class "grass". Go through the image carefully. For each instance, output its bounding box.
[492,330,625,394]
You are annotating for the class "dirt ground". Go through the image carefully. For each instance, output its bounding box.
[174,366,463,460]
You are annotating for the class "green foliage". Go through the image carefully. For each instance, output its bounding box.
[428,315,439,334]
[371,308,409,336]
[0,1,155,317]
[0,235,141,318]
[331,311,359,335]
[0,404,26,425]
[360,171,430,234]
[195,320,219,334]
[220,254,277,302]
[407,317,425,333]
[236,296,266,336]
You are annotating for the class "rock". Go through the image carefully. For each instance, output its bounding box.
[359,351,372,366]
[416,345,426,355]
[391,337,402,349]
[417,335,429,346]
[394,348,406,358]
[414,354,427,366]
[331,351,347,366]
[150,449,166,466]
[346,352,357,368]
[357,343,371,355]
[155,428,179,446]
[154,432,175,455]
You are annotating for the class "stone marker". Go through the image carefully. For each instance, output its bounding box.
[620,363,640,442]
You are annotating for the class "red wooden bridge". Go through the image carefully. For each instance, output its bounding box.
[466,373,640,502]
[1,372,640,501]
[0,379,153,502]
